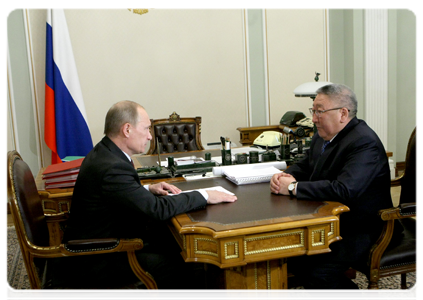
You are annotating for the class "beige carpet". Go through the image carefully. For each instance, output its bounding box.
[7,226,415,290]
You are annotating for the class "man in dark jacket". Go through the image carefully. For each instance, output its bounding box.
[270,84,392,289]
[60,100,237,288]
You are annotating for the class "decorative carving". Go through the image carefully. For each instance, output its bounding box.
[194,237,218,257]
[329,222,334,236]
[224,241,239,259]
[128,9,149,16]
[311,229,325,247]
[244,230,305,255]
[169,111,181,122]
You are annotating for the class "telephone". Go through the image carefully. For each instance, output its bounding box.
[280,111,306,126]
[296,117,313,128]
[253,131,282,148]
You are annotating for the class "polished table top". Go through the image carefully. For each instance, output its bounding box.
[171,177,335,233]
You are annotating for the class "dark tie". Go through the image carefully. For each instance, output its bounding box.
[321,141,330,154]
[130,159,135,168]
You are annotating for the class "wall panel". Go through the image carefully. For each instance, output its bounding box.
[266,10,327,125]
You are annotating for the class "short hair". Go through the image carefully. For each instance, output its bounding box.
[104,100,144,137]
[316,84,358,118]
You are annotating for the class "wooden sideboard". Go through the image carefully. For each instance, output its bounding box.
[236,124,312,146]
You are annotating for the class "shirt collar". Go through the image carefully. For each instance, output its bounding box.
[121,150,131,162]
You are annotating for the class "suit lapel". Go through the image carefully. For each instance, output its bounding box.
[309,118,359,180]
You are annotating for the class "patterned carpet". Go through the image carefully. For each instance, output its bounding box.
[7,226,416,290]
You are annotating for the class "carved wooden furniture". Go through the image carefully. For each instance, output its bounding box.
[236,124,303,146]
[359,128,416,289]
[236,125,393,158]
[166,177,349,289]
[7,150,157,289]
[147,111,204,155]
[32,148,348,289]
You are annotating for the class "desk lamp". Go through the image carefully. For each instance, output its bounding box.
[293,72,332,133]
[293,72,332,100]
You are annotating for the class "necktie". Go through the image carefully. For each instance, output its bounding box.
[131,160,135,168]
[321,141,330,154]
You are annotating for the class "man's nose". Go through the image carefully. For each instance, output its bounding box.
[312,113,319,123]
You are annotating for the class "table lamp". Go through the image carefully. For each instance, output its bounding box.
[293,72,332,100]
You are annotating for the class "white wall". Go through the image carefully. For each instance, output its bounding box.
[9,8,327,169]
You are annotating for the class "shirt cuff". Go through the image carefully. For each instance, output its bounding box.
[198,190,209,200]
[144,185,149,191]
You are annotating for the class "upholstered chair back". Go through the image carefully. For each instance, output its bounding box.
[147,112,204,155]
[400,128,416,205]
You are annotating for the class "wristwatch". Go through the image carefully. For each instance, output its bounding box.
[288,181,297,197]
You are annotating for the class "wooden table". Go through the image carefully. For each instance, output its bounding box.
[164,177,349,289]
[36,150,349,288]
[135,151,349,289]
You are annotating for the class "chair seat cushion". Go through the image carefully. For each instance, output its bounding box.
[44,281,149,300]
[379,218,416,269]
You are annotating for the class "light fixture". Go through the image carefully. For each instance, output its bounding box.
[293,72,332,100]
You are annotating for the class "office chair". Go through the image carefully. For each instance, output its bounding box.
[147,111,204,154]
[359,128,416,289]
[7,150,157,289]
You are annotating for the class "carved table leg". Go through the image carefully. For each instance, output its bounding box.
[223,259,287,289]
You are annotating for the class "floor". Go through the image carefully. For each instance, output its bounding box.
[7,186,402,227]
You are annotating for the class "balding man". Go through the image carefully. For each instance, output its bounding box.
[271,84,392,289]
[59,100,237,289]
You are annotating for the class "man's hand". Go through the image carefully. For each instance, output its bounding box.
[270,172,296,195]
[149,182,182,196]
[206,190,237,204]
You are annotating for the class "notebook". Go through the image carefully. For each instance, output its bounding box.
[223,166,282,185]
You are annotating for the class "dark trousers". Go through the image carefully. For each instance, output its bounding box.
[51,224,205,289]
[288,255,359,289]
[288,234,374,300]
[132,227,206,300]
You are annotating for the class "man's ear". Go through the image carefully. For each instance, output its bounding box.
[122,123,131,137]
[340,108,350,123]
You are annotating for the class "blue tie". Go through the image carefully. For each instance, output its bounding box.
[321,141,330,154]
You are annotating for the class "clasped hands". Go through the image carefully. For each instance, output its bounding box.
[270,172,297,195]
[149,182,237,204]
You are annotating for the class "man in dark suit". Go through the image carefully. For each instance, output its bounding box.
[60,100,237,289]
[270,84,392,289]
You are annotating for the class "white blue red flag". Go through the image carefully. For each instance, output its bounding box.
[45,9,93,164]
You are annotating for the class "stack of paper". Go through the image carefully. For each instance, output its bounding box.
[42,158,84,189]
[223,166,282,185]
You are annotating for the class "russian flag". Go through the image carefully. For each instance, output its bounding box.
[45,9,93,164]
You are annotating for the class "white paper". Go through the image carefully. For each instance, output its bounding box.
[169,186,234,196]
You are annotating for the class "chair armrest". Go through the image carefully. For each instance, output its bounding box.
[62,238,144,255]
[65,238,120,252]
[379,202,416,221]
[44,211,69,223]
[390,173,403,187]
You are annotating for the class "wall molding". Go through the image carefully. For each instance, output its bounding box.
[364,9,388,148]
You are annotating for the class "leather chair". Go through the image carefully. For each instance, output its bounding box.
[147,111,204,154]
[7,150,157,289]
[359,128,416,289]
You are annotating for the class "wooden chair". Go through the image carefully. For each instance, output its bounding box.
[360,128,416,289]
[147,111,204,154]
[7,150,157,289]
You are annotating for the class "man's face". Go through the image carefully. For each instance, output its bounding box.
[312,94,344,141]
[127,107,152,155]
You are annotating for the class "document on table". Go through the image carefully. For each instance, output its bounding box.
[169,186,235,196]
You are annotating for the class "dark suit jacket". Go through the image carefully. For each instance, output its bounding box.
[285,117,392,261]
[54,136,208,287]
[63,136,207,242]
